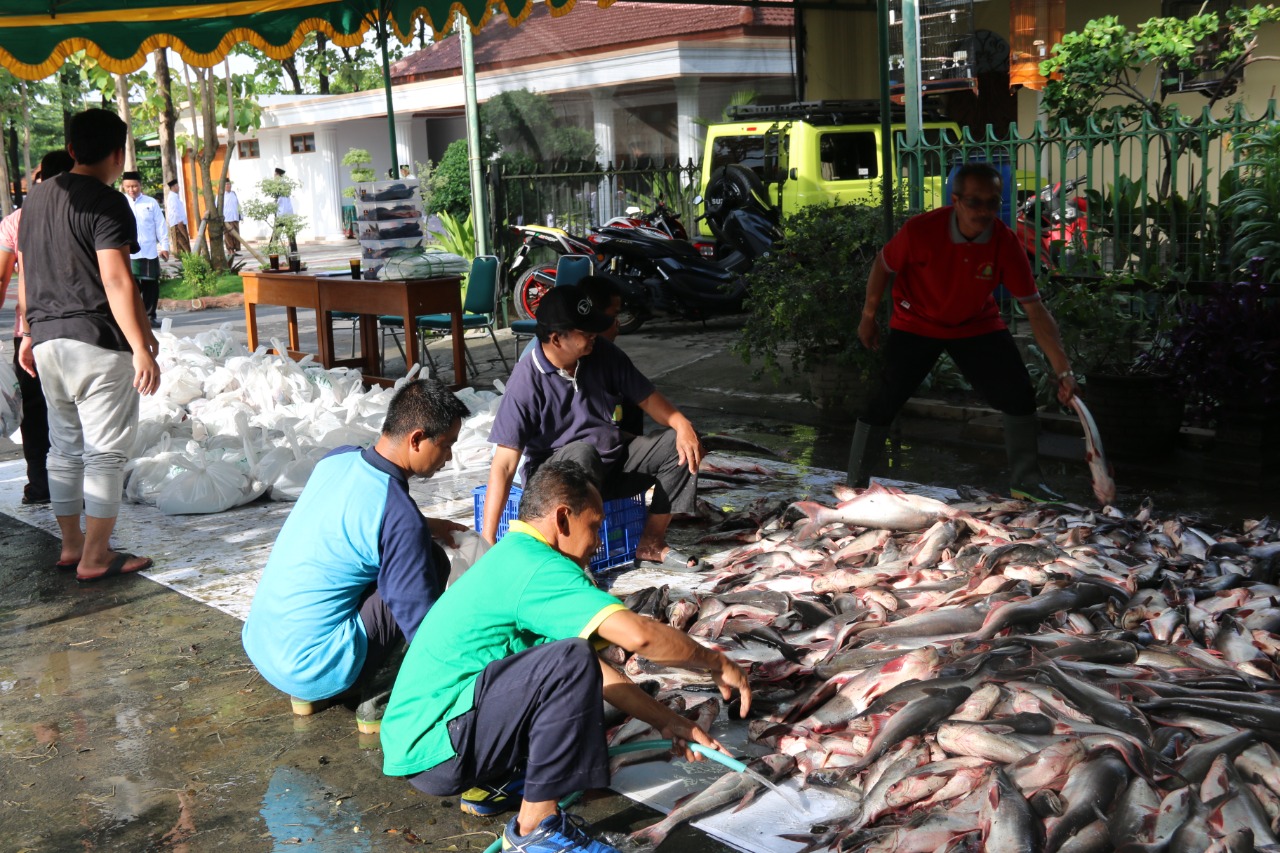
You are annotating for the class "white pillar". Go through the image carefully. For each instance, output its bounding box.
[675,78,702,168]
[395,117,415,177]
[313,127,345,241]
[592,88,617,224]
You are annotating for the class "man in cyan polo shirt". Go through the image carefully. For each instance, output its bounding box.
[849,162,1078,502]
[481,285,703,570]
[381,460,750,853]
[242,378,468,734]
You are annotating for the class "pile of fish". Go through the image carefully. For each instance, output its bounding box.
[615,482,1280,852]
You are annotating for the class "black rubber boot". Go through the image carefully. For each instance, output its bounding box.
[846,420,889,488]
[1004,413,1064,502]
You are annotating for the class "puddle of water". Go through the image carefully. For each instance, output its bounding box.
[260,765,372,852]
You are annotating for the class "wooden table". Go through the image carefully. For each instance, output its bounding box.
[242,271,466,388]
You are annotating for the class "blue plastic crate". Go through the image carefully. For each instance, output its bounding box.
[472,484,647,574]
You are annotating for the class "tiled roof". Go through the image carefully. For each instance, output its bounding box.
[392,1,794,81]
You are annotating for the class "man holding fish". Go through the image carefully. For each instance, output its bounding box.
[381,461,751,853]
[850,161,1078,503]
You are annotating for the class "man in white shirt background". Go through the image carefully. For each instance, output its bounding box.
[165,178,189,256]
[273,167,298,255]
[222,178,241,256]
[122,171,168,330]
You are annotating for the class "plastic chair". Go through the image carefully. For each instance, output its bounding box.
[329,312,361,358]
[416,255,510,377]
[509,254,595,362]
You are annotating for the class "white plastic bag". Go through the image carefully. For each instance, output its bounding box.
[439,529,492,587]
[156,447,265,515]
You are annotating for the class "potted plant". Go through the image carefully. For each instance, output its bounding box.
[242,174,308,271]
[1043,274,1183,459]
[1145,261,1280,485]
[734,203,891,417]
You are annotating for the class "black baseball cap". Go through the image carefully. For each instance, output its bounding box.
[535,285,613,334]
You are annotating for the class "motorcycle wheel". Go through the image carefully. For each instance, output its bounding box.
[514,264,558,321]
[615,296,646,335]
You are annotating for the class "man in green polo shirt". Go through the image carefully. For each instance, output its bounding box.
[380,460,751,853]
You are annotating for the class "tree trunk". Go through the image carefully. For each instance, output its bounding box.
[182,62,205,252]
[281,56,303,95]
[20,80,31,197]
[0,123,12,217]
[317,33,330,95]
[59,67,77,143]
[115,73,136,172]
[6,121,19,208]
[197,69,228,271]
[154,48,179,186]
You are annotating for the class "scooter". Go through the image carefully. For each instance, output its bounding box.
[1016,177,1090,270]
[507,194,769,331]
[583,200,776,333]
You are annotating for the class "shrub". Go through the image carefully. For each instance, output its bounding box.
[735,203,897,381]
[179,252,220,299]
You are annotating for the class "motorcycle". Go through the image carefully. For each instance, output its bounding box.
[507,176,777,333]
[1014,148,1091,270]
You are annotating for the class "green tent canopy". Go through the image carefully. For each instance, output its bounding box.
[0,0,589,80]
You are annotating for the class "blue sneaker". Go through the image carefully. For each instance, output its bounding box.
[501,811,622,853]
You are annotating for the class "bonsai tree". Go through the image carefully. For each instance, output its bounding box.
[341,148,375,199]
[1040,6,1280,199]
[242,174,307,256]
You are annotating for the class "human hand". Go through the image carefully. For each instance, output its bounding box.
[675,423,703,475]
[160,250,169,261]
[1057,374,1079,406]
[428,517,469,544]
[133,351,161,395]
[18,336,36,378]
[712,654,752,718]
[858,314,880,351]
[660,716,729,764]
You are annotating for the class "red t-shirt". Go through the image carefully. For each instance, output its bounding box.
[880,206,1038,339]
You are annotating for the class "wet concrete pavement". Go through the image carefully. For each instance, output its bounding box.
[2,252,1276,851]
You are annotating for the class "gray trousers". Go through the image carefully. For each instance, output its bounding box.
[33,339,138,519]
[531,430,697,516]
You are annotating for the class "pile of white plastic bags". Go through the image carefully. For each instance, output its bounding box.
[120,321,502,515]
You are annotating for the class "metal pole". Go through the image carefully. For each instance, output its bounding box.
[902,0,923,210]
[877,0,894,241]
[460,15,490,256]
[378,18,399,176]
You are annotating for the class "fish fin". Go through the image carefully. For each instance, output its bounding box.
[755,722,793,742]
[732,787,764,813]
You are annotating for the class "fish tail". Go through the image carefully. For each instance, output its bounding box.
[791,501,829,541]
[630,822,671,847]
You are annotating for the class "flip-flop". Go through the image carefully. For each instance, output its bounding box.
[53,559,79,571]
[635,547,703,573]
[76,553,152,584]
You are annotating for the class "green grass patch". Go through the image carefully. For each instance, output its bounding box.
[159,274,244,301]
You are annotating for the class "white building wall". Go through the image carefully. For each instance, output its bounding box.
[222,40,795,245]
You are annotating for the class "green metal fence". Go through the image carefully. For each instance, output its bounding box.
[898,101,1278,281]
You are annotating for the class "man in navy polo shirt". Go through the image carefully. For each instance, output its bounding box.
[482,285,703,571]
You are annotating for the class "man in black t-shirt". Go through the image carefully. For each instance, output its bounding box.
[16,109,162,584]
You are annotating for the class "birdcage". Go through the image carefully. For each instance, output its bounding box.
[887,0,978,98]
[1009,0,1065,90]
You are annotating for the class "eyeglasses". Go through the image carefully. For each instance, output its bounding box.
[956,195,1001,212]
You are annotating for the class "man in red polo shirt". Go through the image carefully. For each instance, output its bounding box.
[849,162,1078,502]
